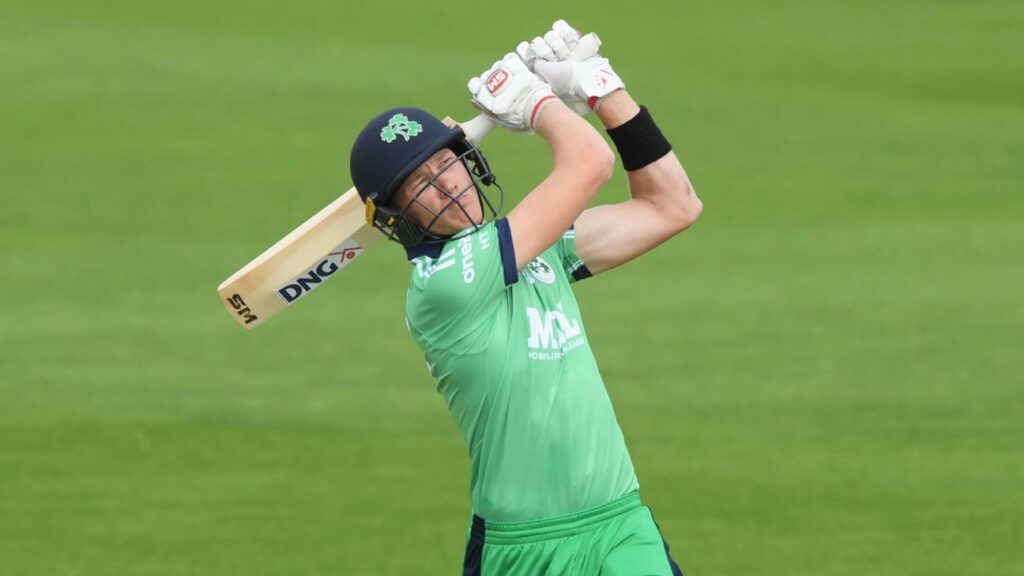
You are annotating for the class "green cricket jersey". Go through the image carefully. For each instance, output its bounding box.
[404,218,639,522]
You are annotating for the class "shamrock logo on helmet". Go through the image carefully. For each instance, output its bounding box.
[380,113,424,143]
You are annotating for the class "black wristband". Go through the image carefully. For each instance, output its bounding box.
[605,105,672,171]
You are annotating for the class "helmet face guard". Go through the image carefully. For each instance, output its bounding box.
[350,107,503,247]
[365,145,503,246]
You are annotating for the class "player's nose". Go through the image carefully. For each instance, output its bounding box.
[435,169,461,196]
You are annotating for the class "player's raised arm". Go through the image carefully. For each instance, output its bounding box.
[521,20,703,275]
[468,54,614,271]
[573,89,702,275]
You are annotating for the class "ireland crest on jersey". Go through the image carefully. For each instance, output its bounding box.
[525,257,556,284]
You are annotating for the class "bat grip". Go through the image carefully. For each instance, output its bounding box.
[461,115,496,146]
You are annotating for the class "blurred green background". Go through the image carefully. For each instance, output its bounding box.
[2,0,1022,574]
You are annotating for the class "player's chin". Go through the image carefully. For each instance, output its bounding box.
[464,204,485,227]
[463,195,484,225]
[447,197,483,227]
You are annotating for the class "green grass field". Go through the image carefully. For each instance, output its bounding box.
[2,1,1022,574]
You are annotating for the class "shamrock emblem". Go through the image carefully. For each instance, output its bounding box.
[527,257,556,284]
[380,113,424,143]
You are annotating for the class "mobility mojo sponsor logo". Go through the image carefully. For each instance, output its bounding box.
[276,239,364,304]
[526,303,585,361]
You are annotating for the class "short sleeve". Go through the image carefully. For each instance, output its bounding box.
[406,219,518,351]
[554,226,592,283]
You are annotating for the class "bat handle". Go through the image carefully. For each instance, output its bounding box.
[460,115,496,146]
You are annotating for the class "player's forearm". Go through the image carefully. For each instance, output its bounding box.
[529,101,614,229]
[597,90,702,230]
[506,102,614,270]
[537,102,614,183]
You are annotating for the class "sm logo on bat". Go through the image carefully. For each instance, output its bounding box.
[276,242,363,304]
[226,294,258,325]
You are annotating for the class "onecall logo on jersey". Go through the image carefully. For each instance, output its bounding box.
[525,257,556,284]
[459,235,475,284]
[526,303,584,361]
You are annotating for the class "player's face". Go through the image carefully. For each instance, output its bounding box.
[395,148,483,236]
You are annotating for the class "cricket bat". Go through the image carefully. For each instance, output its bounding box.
[218,114,495,330]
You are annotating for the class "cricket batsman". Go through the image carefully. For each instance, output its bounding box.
[349,20,702,575]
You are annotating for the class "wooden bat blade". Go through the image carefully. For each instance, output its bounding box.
[217,188,380,330]
[217,114,493,330]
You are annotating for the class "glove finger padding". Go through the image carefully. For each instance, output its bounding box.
[542,26,621,111]
[530,37,556,62]
[516,40,535,68]
[552,20,580,50]
[569,33,602,62]
[544,30,571,60]
[468,53,558,132]
[510,20,624,114]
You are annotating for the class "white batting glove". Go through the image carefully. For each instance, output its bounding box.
[516,20,625,114]
[468,53,558,132]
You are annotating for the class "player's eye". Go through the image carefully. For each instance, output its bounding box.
[406,176,425,195]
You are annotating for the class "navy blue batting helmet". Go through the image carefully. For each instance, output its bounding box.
[349,107,499,246]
